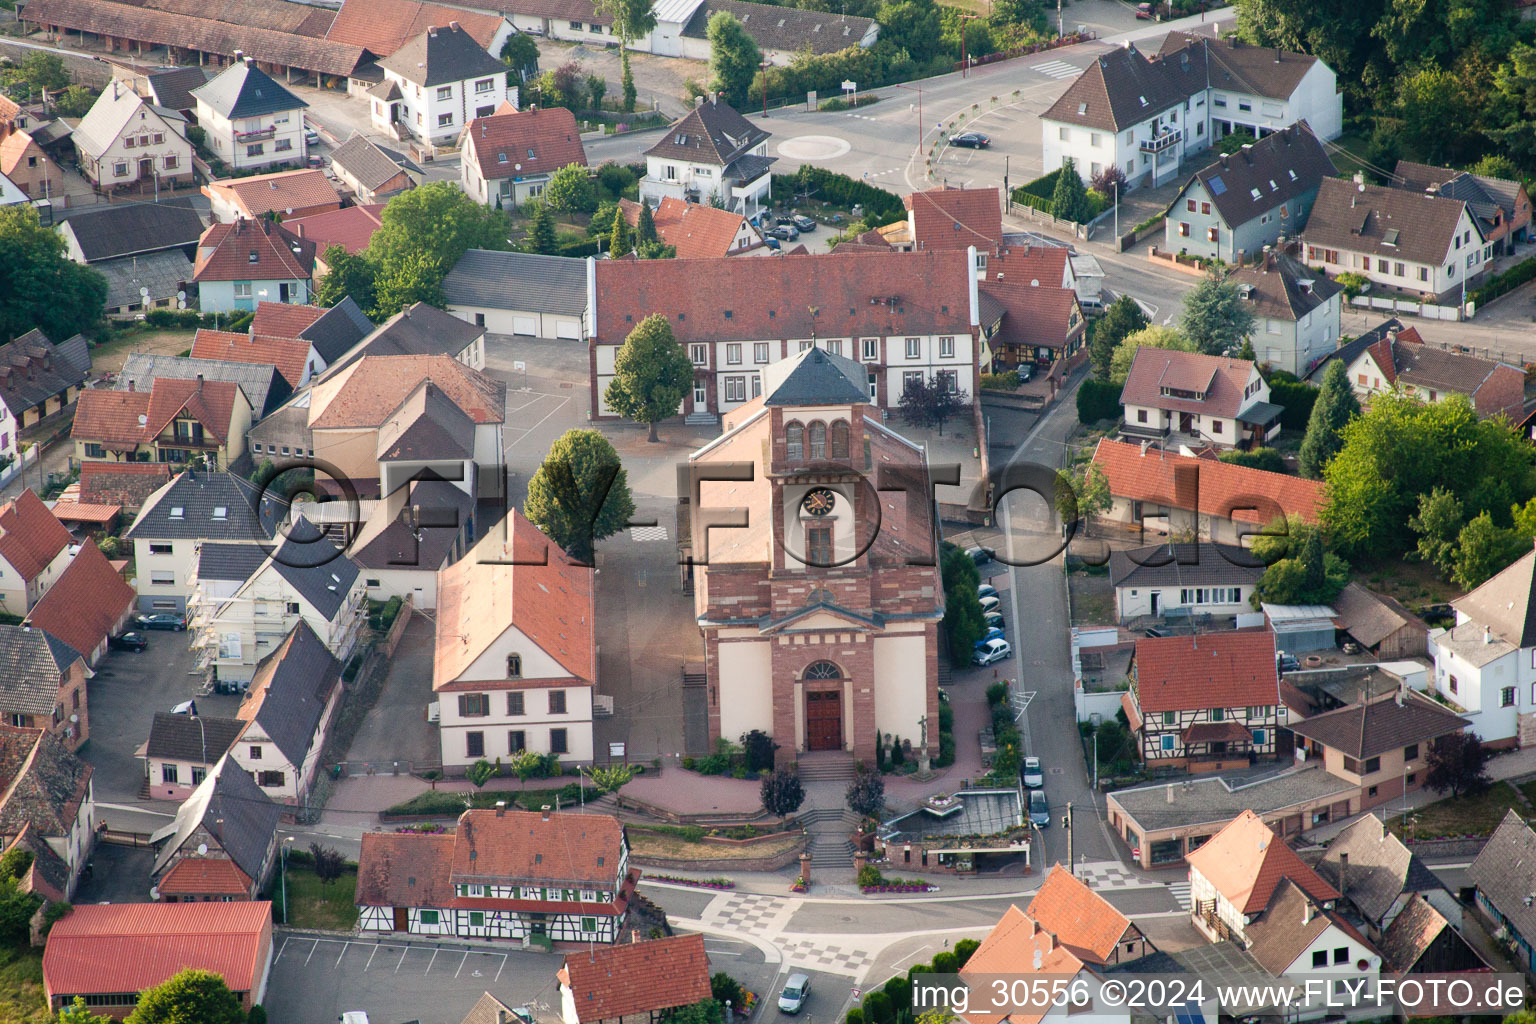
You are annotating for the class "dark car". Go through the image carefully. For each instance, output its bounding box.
[1016,363,1035,382]
[772,225,800,241]
[109,631,148,652]
[137,613,186,631]
[951,132,991,148]
[1279,653,1302,673]
[764,236,782,250]
[1135,2,1154,17]
[966,545,995,565]
[792,214,816,232]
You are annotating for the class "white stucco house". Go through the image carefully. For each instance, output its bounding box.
[1231,250,1344,377]
[460,104,585,210]
[73,80,193,191]
[1117,348,1281,449]
[1430,547,1536,749]
[370,22,513,146]
[638,95,773,215]
[192,57,308,173]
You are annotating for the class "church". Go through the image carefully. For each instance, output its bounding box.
[681,346,944,767]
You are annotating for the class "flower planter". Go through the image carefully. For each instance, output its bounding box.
[647,874,736,890]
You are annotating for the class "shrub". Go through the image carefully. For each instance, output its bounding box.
[760,766,805,816]
[1333,271,1370,300]
[1219,447,1286,473]
[818,93,880,111]
[980,370,1020,391]
[954,937,980,966]
[774,165,904,222]
[985,681,1009,707]
[1471,255,1536,307]
[1076,377,1123,424]
[858,864,885,887]
[466,758,498,787]
[741,729,776,772]
[342,652,364,682]
[248,1008,267,1024]
[309,844,345,884]
[846,1009,865,1024]
[383,791,469,816]
[847,763,886,818]
[882,976,911,1013]
[862,990,894,1024]
[932,950,959,973]
[712,973,745,1008]
[1268,378,1318,431]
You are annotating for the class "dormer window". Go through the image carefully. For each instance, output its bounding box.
[249,251,259,263]
[498,151,507,162]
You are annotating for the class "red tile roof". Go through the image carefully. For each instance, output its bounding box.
[356,831,456,906]
[77,461,175,511]
[1090,437,1325,525]
[157,856,252,896]
[325,0,506,56]
[249,301,326,340]
[1133,630,1277,713]
[620,197,758,259]
[310,354,505,428]
[452,808,623,886]
[25,541,135,659]
[992,245,1071,286]
[190,328,312,391]
[203,169,342,220]
[46,501,120,524]
[905,186,1003,254]
[287,202,386,256]
[1024,864,1132,964]
[43,901,272,1000]
[465,104,586,182]
[72,377,245,447]
[977,274,1082,353]
[559,935,712,1023]
[961,906,1086,1024]
[1186,809,1340,915]
[0,490,70,584]
[193,218,317,283]
[1119,349,1258,419]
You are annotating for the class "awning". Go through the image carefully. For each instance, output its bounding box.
[1181,721,1252,744]
[1238,401,1285,427]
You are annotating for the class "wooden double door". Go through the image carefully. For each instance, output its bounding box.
[806,688,843,751]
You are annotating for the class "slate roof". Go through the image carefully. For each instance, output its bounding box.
[118,352,287,418]
[1289,691,1469,760]
[379,21,505,88]
[1306,178,1477,266]
[681,0,876,54]
[325,0,506,58]
[644,97,770,166]
[1091,437,1326,524]
[1396,160,1528,226]
[259,516,360,620]
[1023,863,1132,964]
[73,82,182,159]
[145,66,211,112]
[376,380,475,460]
[1042,42,1200,132]
[442,249,586,315]
[1316,814,1446,926]
[311,353,504,427]
[8,824,68,902]
[453,808,623,885]
[1108,541,1263,589]
[143,711,244,763]
[193,218,316,283]
[238,620,341,767]
[0,625,82,717]
[1159,31,1321,103]
[559,935,712,1024]
[1182,122,1335,228]
[71,376,245,449]
[1186,809,1339,915]
[24,541,134,659]
[1471,810,1536,941]
[465,104,586,182]
[905,186,1003,254]
[126,470,284,542]
[150,754,280,881]
[192,59,305,120]
[1133,629,1277,713]
[0,725,92,838]
[0,489,71,585]
[286,203,386,256]
[1331,581,1427,649]
[330,134,416,193]
[349,477,473,571]
[98,249,193,310]
[463,0,608,24]
[0,329,91,416]
[324,302,485,376]
[203,169,341,220]
[189,327,311,390]
[760,345,869,406]
[58,199,204,262]
[1451,546,1536,648]
[77,461,173,511]
[1244,877,1367,974]
[300,297,375,363]
[1231,250,1341,323]
[1120,348,1257,419]
[197,542,270,584]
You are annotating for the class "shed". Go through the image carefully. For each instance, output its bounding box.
[1262,602,1338,654]
[1331,582,1429,660]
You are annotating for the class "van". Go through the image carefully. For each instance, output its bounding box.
[1029,788,1049,827]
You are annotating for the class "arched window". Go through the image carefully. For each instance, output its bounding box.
[809,421,827,459]
[804,660,842,679]
[786,421,804,460]
[830,420,850,459]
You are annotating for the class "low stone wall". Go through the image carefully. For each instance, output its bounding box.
[632,834,809,873]
[615,791,777,827]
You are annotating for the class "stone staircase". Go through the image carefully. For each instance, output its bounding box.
[798,807,859,871]
[684,410,720,427]
[794,750,857,783]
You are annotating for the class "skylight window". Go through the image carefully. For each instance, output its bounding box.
[1250,187,1261,200]
[1138,95,1147,106]
[1077,102,1087,115]
[212,506,227,520]
[1383,228,1399,246]
[1209,176,1227,195]
[1268,179,1278,191]
[1288,169,1297,180]
[169,507,184,519]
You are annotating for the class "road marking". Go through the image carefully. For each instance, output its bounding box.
[1029,59,1081,79]
[503,395,572,448]
[395,946,410,972]
[426,948,439,975]
[705,947,744,956]
[630,525,668,542]
[454,950,470,978]
[305,940,320,966]
[336,941,350,968]
[275,936,290,963]
[365,944,380,972]
[495,953,507,982]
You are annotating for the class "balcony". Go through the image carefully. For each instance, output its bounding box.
[235,125,276,142]
[1140,128,1182,154]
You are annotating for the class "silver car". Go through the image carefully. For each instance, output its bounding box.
[779,974,810,1014]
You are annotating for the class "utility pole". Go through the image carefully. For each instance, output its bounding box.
[1057,0,1063,38]
[1004,154,1010,209]
[1093,728,1099,790]
[1062,803,1073,875]
[959,15,978,77]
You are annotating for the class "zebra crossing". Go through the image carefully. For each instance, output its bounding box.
[1029,59,1081,80]
[1167,881,1192,910]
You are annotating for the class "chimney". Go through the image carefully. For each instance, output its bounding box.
[449,19,460,29]
[1338,852,1348,896]
[195,373,203,392]
[1485,625,1493,645]
[1303,900,1314,925]
[1220,153,1229,169]
[1353,171,1365,186]
[695,94,704,107]
[127,379,135,392]
[427,24,438,36]
[541,803,552,820]
[1165,783,1175,803]
[1139,439,1150,457]
[712,92,719,105]
[495,799,506,816]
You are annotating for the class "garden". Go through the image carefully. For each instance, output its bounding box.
[843,939,981,1024]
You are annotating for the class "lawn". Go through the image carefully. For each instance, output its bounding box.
[1355,556,1461,615]
[1387,780,1528,840]
[280,864,359,931]
[90,328,198,373]
[628,829,805,862]
[1324,132,1375,179]
[1068,570,1115,628]
[0,944,48,1024]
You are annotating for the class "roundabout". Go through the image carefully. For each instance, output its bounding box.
[776,135,853,161]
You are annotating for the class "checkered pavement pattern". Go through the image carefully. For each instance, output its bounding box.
[630,526,669,541]
[779,937,879,979]
[1074,860,1142,889]
[703,893,796,936]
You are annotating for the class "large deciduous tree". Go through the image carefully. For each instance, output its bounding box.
[1178,273,1256,356]
[1424,731,1490,797]
[1088,295,1148,379]
[1107,325,1195,384]
[524,429,637,563]
[603,314,693,442]
[760,767,805,816]
[593,0,657,111]
[545,163,598,215]
[1298,359,1361,479]
[0,206,107,342]
[125,969,245,1024]
[897,374,969,435]
[361,183,510,317]
[708,11,761,109]
[314,245,377,312]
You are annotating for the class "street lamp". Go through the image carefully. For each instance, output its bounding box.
[893,81,923,162]
[281,835,295,924]
[959,14,979,78]
[760,59,772,118]
[1113,177,1119,245]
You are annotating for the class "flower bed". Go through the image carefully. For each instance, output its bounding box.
[860,883,937,893]
[790,879,809,893]
[394,822,447,834]
[645,874,735,890]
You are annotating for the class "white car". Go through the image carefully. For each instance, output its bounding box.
[973,637,1013,665]
[779,974,810,1014]
[978,594,1002,614]
[339,1014,370,1024]
[1022,756,1043,788]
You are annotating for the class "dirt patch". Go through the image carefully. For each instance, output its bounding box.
[536,39,705,117]
[1355,556,1461,616]
[1068,569,1115,627]
[630,830,804,861]
[91,330,198,374]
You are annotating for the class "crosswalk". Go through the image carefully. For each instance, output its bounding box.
[1167,881,1192,910]
[1029,59,1081,80]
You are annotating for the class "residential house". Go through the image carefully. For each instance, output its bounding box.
[189,325,319,391]
[1302,317,1409,384]
[56,199,203,316]
[1118,348,1280,449]
[24,541,137,667]
[0,170,25,208]
[123,470,284,614]
[1089,438,1326,544]
[289,203,387,276]
[619,196,769,258]
[77,460,174,515]
[460,103,585,209]
[118,64,212,122]
[0,624,89,751]
[356,806,637,942]
[1186,809,1341,943]
[0,490,73,614]
[329,134,419,203]
[202,168,342,223]
[0,123,60,199]
[4,824,73,907]
[1330,582,1428,660]
[1241,878,1383,1019]
[71,375,253,470]
[462,993,525,1024]
[1397,159,1532,256]
[320,301,488,375]
[117,353,289,419]
[1376,893,1491,975]
[1304,178,1488,302]
[352,477,475,609]
[42,902,273,1016]
[639,95,773,215]
[1124,630,1286,768]
[1429,547,1536,747]
[680,346,943,765]
[1230,250,1343,377]
[1315,815,1462,939]
[1024,863,1153,965]
[72,80,192,191]
[1469,809,1536,973]
[0,725,95,900]
[149,753,282,901]
[192,57,308,173]
[443,249,586,339]
[905,186,1003,276]
[372,22,511,145]
[1160,31,1343,142]
[434,510,595,767]
[955,905,1108,1024]
[0,327,92,434]
[1165,123,1335,261]
[139,709,244,802]
[976,251,1085,372]
[192,218,316,313]
[1327,324,1524,419]
[1108,541,1263,622]
[196,517,366,686]
[258,295,374,367]
[225,621,343,804]
[558,935,712,1024]
[591,249,980,420]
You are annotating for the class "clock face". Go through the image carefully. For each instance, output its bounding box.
[801,487,837,517]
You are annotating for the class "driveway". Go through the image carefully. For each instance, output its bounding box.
[338,615,436,770]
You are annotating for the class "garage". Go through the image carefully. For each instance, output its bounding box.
[441,250,589,342]
[556,320,581,340]
[512,316,538,336]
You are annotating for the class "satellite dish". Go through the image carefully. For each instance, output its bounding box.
[177,300,186,310]
[177,290,186,301]
[139,286,150,298]
[69,714,78,723]
[515,163,522,172]
[196,843,208,856]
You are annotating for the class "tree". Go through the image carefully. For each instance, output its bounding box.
[1423,731,1490,797]
[1050,158,1091,223]
[0,877,39,944]
[58,998,115,1024]
[637,239,675,259]
[897,375,969,435]
[712,973,745,1010]
[0,847,31,883]
[846,763,885,818]
[661,1000,722,1024]
[247,1007,267,1024]
[53,85,95,118]
[525,201,558,255]
[593,0,658,111]
[1108,325,1195,384]
[20,52,69,92]
[313,245,377,312]
[708,11,761,109]
[608,210,631,258]
[1452,511,1526,589]
[636,201,658,244]
[1472,154,1519,179]
[309,843,345,885]
[1179,273,1256,355]
[524,429,637,562]
[1089,164,1127,200]
[604,314,693,442]
[0,206,107,342]
[586,73,608,109]
[501,32,540,81]
[1250,516,1348,605]
[250,459,280,490]
[760,767,805,816]
[1089,295,1149,378]
[364,183,508,316]
[550,61,587,110]
[876,0,943,62]
[1298,360,1361,479]
[371,248,446,316]
[1409,487,1465,576]
[1488,42,1536,168]
[1394,64,1477,166]
[545,163,598,216]
[1055,462,1111,536]
[126,969,244,1024]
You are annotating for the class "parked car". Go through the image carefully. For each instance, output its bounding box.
[1278,653,1301,673]
[772,225,800,241]
[1135,2,1154,17]
[307,154,323,169]
[779,974,811,1014]
[976,627,1005,646]
[979,594,1002,614]
[1016,363,1035,383]
[1022,756,1044,788]
[108,631,147,652]
[951,132,991,148]
[137,613,186,631]
[306,129,321,146]
[983,612,1006,631]
[967,545,995,565]
[973,637,1013,665]
[1029,787,1050,827]
[978,583,999,601]
[764,236,782,250]
[339,1014,370,1024]
[792,214,816,232]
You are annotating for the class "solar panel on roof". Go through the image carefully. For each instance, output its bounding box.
[1209,176,1226,195]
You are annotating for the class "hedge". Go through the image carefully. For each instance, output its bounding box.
[1268,378,1317,431]
[773,165,904,222]
[1218,447,1285,473]
[1077,377,1124,424]
[1471,255,1536,307]
[1016,168,1062,201]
